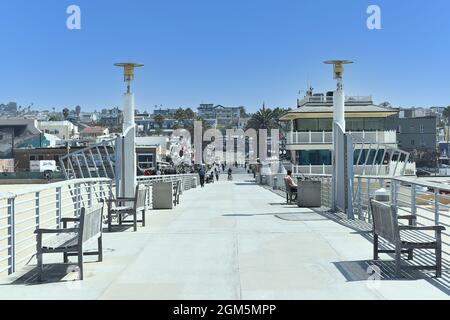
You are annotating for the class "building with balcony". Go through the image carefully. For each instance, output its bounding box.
[38,121,79,141]
[280,92,399,174]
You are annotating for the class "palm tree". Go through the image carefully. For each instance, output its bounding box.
[246,106,277,130]
[185,108,195,120]
[154,114,165,129]
[443,106,450,124]
[63,108,70,119]
[174,108,186,122]
[239,106,248,118]
[75,105,81,118]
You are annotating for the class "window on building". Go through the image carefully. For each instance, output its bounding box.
[420,124,424,134]
[398,125,402,133]
[38,155,44,161]
[138,154,154,170]
[30,155,36,161]
[411,140,415,146]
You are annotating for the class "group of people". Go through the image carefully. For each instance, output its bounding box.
[198,164,233,188]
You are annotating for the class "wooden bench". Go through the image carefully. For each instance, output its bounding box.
[35,204,104,282]
[106,184,147,232]
[284,178,297,204]
[173,180,181,206]
[369,198,445,277]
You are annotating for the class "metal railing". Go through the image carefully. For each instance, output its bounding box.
[298,95,373,105]
[287,130,397,145]
[59,139,117,180]
[0,178,112,276]
[137,174,198,207]
[269,171,450,260]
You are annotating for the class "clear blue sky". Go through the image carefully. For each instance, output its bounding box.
[1,0,449,112]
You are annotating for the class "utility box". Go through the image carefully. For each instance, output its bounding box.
[152,181,173,209]
[298,180,322,207]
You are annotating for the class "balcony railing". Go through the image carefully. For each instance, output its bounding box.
[299,95,373,105]
[287,130,397,145]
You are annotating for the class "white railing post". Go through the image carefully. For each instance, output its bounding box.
[7,197,15,274]
[309,131,312,144]
[56,187,62,227]
[435,188,440,224]
[35,192,40,229]
[88,182,93,207]
[411,184,417,226]
[358,177,363,220]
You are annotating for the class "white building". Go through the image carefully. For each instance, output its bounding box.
[38,121,79,141]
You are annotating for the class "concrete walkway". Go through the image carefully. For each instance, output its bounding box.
[1,173,449,299]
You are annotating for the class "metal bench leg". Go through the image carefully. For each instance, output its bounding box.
[407,249,414,260]
[395,246,402,277]
[142,209,146,227]
[77,249,84,281]
[108,210,112,232]
[436,234,442,278]
[98,236,103,262]
[36,235,44,282]
[133,211,138,232]
[63,252,69,263]
[373,234,379,260]
[37,251,43,282]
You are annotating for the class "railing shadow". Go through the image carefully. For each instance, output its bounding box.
[311,207,450,296]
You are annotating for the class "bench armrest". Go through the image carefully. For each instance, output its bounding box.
[35,228,78,234]
[399,225,446,232]
[398,215,417,226]
[61,217,80,228]
[116,197,135,201]
[398,215,417,220]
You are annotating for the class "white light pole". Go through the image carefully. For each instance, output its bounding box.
[324,60,353,215]
[114,62,144,198]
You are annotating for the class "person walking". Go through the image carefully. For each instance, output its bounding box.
[198,166,206,188]
[215,168,219,181]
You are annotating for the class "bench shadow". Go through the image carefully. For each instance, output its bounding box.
[1,263,82,286]
[308,208,450,296]
[333,260,425,282]
[102,225,134,233]
[234,182,256,186]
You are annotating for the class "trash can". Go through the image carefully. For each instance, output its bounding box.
[192,177,197,188]
[374,188,390,202]
[297,180,322,207]
[261,175,267,185]
[273,176,278,190]
[152,181,173,209]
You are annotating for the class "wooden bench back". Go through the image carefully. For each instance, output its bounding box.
[134,184,147,211]
[369,198,400,244]
[79,204,104,245]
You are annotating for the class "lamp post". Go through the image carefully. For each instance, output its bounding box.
[324,60,354,216]
[114,63,144,198]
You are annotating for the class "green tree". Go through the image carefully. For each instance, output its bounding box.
[63,108,70,119]
[443,106,450,124]
[239,106,248,118]
[185,108,195,120]
[154,114,165,129]
[75,105,81,116]
[246,106,278,130]
[174,108,186,122]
